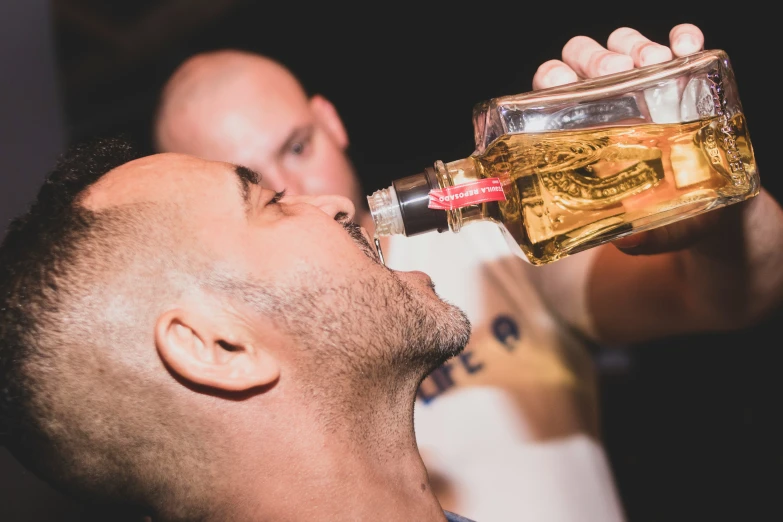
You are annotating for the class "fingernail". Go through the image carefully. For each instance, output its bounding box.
[548,67,577,87]
[600,55,634,75]
[613,234,642,249]
[674,34,697,55]
[640,45,673,66]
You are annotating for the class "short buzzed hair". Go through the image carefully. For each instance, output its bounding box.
[0,138,221,518]
[1,136,141,439]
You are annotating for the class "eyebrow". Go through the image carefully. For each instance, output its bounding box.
[234,165,261,207]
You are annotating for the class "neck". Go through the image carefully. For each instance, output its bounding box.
[208,380,446,522]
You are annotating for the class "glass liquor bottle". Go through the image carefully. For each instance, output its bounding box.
[367,49,759,266]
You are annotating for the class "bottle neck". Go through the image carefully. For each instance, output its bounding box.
[367,156,488,237]
[368,166,448,237]
[437,157,486,232]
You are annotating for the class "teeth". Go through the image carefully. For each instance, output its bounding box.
[644,79,681,123]
[680,77,716,122]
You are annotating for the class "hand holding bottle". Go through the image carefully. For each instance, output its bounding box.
[531,23,719,255]
[520,23,783,344]
[370,23,782,342]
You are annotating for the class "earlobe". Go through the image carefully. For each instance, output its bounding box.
[155,308,280,392]
[311,94,349,149]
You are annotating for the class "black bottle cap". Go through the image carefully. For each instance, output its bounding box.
[392,167,449,236]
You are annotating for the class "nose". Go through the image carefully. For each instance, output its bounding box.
[285,194,356,222]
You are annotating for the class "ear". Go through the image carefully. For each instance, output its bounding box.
[310,94,349,149]
[154,308,280,392]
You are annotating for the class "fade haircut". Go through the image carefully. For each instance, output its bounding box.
[0,137,223,520]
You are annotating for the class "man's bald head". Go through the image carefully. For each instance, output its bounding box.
[151,48,364,212]
[154,50,307,158]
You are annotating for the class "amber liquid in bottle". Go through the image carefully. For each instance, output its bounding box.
[439,112,757,265]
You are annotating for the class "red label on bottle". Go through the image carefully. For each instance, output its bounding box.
[428,177,507,210]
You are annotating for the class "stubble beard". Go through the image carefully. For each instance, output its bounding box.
[334,221,471,384]
[268,260,469,440]
[285,267,470,396]
[239,221,471,439]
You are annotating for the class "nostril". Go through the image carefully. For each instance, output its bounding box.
[334,211,349,222]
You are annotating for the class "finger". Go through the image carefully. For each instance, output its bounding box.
[612,210,722,255]
[611,228,687,256]
[607,27,673,67]
[562,35,634,78]
[669,23,705,56]
[532,59,579,90]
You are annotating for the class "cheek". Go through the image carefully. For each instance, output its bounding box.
[272,220,361,264]
[198,215,255,257]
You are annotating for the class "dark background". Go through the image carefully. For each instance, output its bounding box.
[2,2,781,521]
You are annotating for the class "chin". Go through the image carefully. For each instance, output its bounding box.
[397,269,436,292]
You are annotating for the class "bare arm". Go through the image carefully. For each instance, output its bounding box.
[587,189,783,343]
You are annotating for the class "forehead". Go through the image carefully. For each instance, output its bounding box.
[82,153,240,211]
[189,80,312,168]
[215,70,310,128]
[236,63,310,114]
